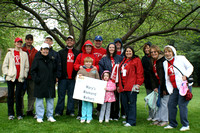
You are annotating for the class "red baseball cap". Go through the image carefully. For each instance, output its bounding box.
[15,37,23,43]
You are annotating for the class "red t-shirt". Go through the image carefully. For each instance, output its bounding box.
[93,47,106,61]
[85,68,92,72]
[117,50,121,56]
[14,50,20,79]
[66,49,74,79]
[153,60,160,84]
[120,59,130,85]
[110,56,115,68]
[168,58,177,88]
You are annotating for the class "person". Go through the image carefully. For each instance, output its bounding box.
[141,42,154,121]
[21,34,38,117]
[77,57,100,123]
[74,40,99,118]
[93,35,106,61]
[2,37,29,120]
[118,46,144,127]
[149,45,169,126]
[99,42,123,121]
[114,38,124,56]
[99,70,116,123]
[163,45,193,131]
[31,43,57,123]
[55,35,79,116]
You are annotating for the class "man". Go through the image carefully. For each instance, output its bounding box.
[21,34,38,117]
[93,35,106,61]
[55,35,79,116]
[114,38,124,56]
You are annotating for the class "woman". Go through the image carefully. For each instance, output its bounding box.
[31,43,57,123]
[163,45,193,131]
[118,46,144,126]
[141,42,154,121]
[149,45,169,126]
[2,37,29,120]
[99,42,123,121]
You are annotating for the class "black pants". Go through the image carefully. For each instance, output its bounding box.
[7,80,23,116]
[110,91,120,119]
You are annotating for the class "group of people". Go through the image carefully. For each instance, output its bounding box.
[2,34,193,131]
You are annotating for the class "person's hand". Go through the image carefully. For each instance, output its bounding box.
[154,88,158,93]
[102,54,106,58]
[56,78,58,82]
[104,88,107,90]
[78,74,83,78]
[80,66,83,69]
[136,84,140,89]
[163,91,167,95]
[117,87,120,93]
[93,66,97,70]
[182,75,187,81]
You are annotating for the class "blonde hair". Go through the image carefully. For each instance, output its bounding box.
[84,57,93,64]
[150,45,161,54]
[164,47,174,56]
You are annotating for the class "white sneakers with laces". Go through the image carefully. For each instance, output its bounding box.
[47,117,56,122]
[180,126,190,131]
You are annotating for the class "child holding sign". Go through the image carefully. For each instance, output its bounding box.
[77,57,100,123]
[99,70,116,123]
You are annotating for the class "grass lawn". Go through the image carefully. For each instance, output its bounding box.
[0,85,199,133]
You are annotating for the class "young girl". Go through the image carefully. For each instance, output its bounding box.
[99,70,116,123]
[77,57,100,123]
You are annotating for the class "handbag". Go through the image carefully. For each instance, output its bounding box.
[144,91,158,113]
[185,89,193,101]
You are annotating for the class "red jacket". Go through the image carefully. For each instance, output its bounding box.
[74,40,99,71]
[22,45,38,79]
[118,57,144,93]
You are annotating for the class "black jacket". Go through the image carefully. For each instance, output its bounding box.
[149,55,169,97]
[31,52,56,98]
[58,47,79,79]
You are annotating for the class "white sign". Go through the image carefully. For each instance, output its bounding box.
[73,76,107,104]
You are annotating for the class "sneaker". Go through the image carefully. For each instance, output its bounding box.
[86,120,91,123]
[147,117,152,121]
[33,114,37,119]
[180,126,190,131]
[122,115,126,119]
[76,116,81,120]
[114,118,118,121]
[8,115,15,120]
[80,119,85,123]
[122,121,127,124]
[37,119,43,123]
[70,113,75,117]
[54,113,60,117]
[124,123,131,127]
[17,116,23,120]
[48,117,56,122]
[158,121,168,126]
[164,125,174,129]
[109,118,113,121]
[152,118,158,122]
[105,120,109,123]
[99,120,103,123]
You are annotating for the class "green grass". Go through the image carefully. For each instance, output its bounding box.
[0,86,199,133]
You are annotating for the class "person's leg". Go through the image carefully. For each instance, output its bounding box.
[160,95,169,122]
[127,92,137,126]
[15,80,23,116]
[35,98,44,119]
[114,91,120,119]
[121,92,128,122]
[55,79,67,115]
[87,102,93,121]
[105,102,111,121]
[81,101,86,120]
[26,79,35,114]
[168,88,179,127]
[46,98,54,118]
[99,102,106,121]
[7,81,15,116]
[66,79,75,115]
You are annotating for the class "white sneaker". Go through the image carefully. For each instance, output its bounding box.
[105,120,109,123]
[37,119,43,123]
[86,120,91,123]
[180,126,190,131]
[76,116,81,120]
[122,121,127,124]
[124,123,131,127]
[80,119,85,123]
[48,117,56,122]
[152,118,158,122]
[164,125,174,129]
[54,113,60,117]
[17,116,23,120]
[122,115,126,119]
[8,115,15,120]
[99,120,103,123]
[147,117,152,121]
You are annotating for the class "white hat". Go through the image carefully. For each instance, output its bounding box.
[41,43,49,49]
[67,35,74,40]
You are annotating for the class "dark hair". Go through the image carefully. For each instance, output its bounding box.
[45,37,53,41]
[122,46,138,59]
[25,34,33,40]
[106,42,117,58]
[102,72,111,79]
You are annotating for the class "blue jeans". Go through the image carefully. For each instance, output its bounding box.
[55,79,75,115]
[81,101,93,121]
[168,87,192,127]
[36,98,54,119]
[121,91,137,126]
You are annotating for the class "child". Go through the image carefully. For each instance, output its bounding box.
[99,70,116,123]
[77,57,100,123]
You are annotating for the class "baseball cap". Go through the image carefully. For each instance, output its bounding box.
[67,35,74,40]
[41,43,49,49]
[85,43,92,46]
[94,35,103,41]
[15,37,23,43]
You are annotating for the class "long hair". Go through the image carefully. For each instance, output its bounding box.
[106,42,117,58]
[122,46,138,59]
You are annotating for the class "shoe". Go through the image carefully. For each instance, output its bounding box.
[109,118,113,121]
[124,123,131,127]
[86,120,91,123]
[76,116,81,120]
[114,118,118,121]
[152,118,158,122]
[37,119,43,123]
[34,114,37,119]
[105,120,109,123]
[122,121,126,124]
[147,117,152,121]
[54,113,60,117]
[8,115,15,120]
[122,115,126,119]
[164,125,174,129]
[80,119,85,123]
[99,120,103,123]
[180,126,190,131]
[158,121,168,126]
[70,113,75,117]
[48,117,56,122]
[151,121,160,125]
[17,116,23,120]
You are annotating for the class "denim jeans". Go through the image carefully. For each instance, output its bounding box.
[55,79,75,115]
[36,98,54,119]
[168,87,191,127]
[99,102,111,121]
[7,80,23,116]
[81,101,93,121]
[121,91,137,126]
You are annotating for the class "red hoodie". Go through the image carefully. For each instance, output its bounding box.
[74,40,99,71]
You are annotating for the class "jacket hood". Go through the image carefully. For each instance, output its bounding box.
[101,70,111,79]
[114,38,123,51]
[81,40,94,54]
[164,45,177,60]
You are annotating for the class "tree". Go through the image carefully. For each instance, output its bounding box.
[0,0,199,50]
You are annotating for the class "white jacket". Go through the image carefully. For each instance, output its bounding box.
[2,48,29,82]
[163,45,193,94]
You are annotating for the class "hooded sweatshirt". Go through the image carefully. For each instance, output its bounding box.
[114,38,123,56]
[74,40,99,71]
[163,45,193,94]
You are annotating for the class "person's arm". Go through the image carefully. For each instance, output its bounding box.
[31,58,40,83]
[2,52,10,76]
[74,54,82,71]
[24,53,29,78]
[135,58,144,86]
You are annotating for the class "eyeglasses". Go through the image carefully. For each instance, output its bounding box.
[150,51,157,54]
